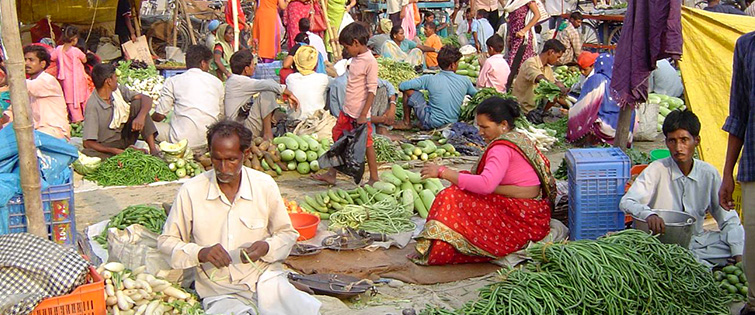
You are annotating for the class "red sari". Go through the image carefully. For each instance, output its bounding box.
[414,132,556,265]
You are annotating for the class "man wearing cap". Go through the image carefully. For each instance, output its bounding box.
[205,20,221,50]
[285,45,331,120]
[225,50,299,140]
[571,51,599,95]
[368,19,393,56]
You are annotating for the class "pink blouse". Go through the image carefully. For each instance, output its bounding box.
[457,145,540,195]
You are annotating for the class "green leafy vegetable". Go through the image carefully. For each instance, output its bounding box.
[459,88,515,122]
[534,80,563,103]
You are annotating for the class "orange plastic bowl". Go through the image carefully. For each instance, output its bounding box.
[289,212,320,241]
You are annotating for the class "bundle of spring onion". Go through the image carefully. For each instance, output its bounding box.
[514,117,558,151]
[97,262,204,315]
[94,205,166,248]
[85,149,178,186]
[421,230,733,315]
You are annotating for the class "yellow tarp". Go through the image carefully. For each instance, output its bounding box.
[679,7,755,175]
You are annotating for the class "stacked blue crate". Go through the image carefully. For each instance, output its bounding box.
[565,148,631,240]
[5,178,76,246]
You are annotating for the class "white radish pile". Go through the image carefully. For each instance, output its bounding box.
[97,262,203,315]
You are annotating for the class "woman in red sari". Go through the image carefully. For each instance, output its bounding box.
[413,97,556,265]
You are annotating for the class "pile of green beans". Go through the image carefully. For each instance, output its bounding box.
[85,148,178,186]
[328,198,415,234]
[93,205,167,248]
[373,136,403,163]
[421,230,732,315]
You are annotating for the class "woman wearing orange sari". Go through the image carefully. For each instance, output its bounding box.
[253,0,287,60]
[412,97,556,265]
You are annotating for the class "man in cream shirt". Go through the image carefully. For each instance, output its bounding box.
[158,120,321,314]
[152,45,224,151]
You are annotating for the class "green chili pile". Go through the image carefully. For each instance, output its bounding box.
[94,205,166,248]
[421,230,732,315]
[85,149,178,186]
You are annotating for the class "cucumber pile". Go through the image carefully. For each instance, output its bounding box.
[167,158,203,179]
[298,165,443,219]
[160,139,203,179]
[272,133,332,175]
[554,65,581,88]
[398,140,460,161]
[715,262,749,301]
[455,55,481,85]
[648,93,686,132]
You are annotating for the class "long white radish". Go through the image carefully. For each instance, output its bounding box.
[123,278,136,290]
[134,303,148,315]
[115,290,132,310]
[104,262,126,273]
[105,284,115,297]
[102,270,112,279]
[112,306,120,315]
[162,286,189,300]
[121,310,135,315]
[132,266,146,276]
[136,280,152,293]
[151,283,170,293]
[136,274,148,281]
[145,300,160,315]
[106,296,118,306]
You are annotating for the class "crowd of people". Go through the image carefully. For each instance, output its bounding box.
[3,0,752,313]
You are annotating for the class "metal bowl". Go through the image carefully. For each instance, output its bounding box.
[632,209,696,248]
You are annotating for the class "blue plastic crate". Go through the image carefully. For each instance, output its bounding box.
[566,148,631,240]
[252,61,281,81]
[4,178,76,246]
[162,69,187,79]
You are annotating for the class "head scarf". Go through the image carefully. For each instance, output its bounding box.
[577,51,600,70]
[379,19,393,34]
[214,24,234,63]
[294,45,319,75]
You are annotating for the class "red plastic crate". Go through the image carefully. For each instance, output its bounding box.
[31,266,105,315]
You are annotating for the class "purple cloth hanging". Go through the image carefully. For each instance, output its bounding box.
[609,0,683,108]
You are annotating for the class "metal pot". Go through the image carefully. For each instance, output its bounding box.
[632,210,696,248]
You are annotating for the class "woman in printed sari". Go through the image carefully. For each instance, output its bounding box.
[381,26,428,67]
[210,24,235,81]
[500,0,540,66]
[412,97,555,265]
[566,54,636,146]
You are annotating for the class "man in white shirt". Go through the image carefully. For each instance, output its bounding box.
[225,50,299,141]
[620,110,744,267]
[152,45,224,151]
[285,45,331,120]
[158,120,320,314]
[299,18,327,58]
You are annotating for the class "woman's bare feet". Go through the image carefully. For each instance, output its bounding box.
[311,169,337,185]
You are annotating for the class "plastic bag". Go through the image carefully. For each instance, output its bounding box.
[316,123,367,184]
[634,102,659,141]
[107,224,172,276]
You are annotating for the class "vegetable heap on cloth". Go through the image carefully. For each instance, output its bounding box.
[0,233,90,315]
[116,60,165,103]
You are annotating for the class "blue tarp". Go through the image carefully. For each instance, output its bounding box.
[0,124,78,234]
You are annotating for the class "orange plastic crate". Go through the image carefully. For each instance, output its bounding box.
[31,266,106,315]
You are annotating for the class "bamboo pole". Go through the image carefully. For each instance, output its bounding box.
[232,0,240,52]
[172,0,179,47]
[614,106,633,150]
[1,0,46,238]
[319,0,342,61]
[178,0,197,45]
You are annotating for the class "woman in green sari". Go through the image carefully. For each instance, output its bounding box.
[210,24,235,81]
[324,0,356,52]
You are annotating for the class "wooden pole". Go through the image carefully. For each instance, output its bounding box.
[1,0,47,239]
[319,0,342,61]
[178,0,197,45]
[172,0,179,47]
[614,105,633,150]
[232,0,240,52]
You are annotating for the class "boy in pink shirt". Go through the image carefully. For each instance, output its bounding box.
[477,34,510,93]
[314,22,379,185]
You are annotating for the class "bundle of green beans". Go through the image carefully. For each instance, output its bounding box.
[328,196,415,234]
[373,136,403,163]
[85,148,178,186]
[93,205,167,248]
[421,230,732,315]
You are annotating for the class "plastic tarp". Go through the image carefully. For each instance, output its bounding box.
[0,124,78,234]
[678,7,755,174]
[16,0,141,26]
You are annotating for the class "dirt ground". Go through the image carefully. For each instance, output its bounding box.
[72,137,672,314]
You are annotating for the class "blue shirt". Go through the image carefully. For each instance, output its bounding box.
[399,70,477,128]
[704,4,746,15]
[723,31,755,182]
